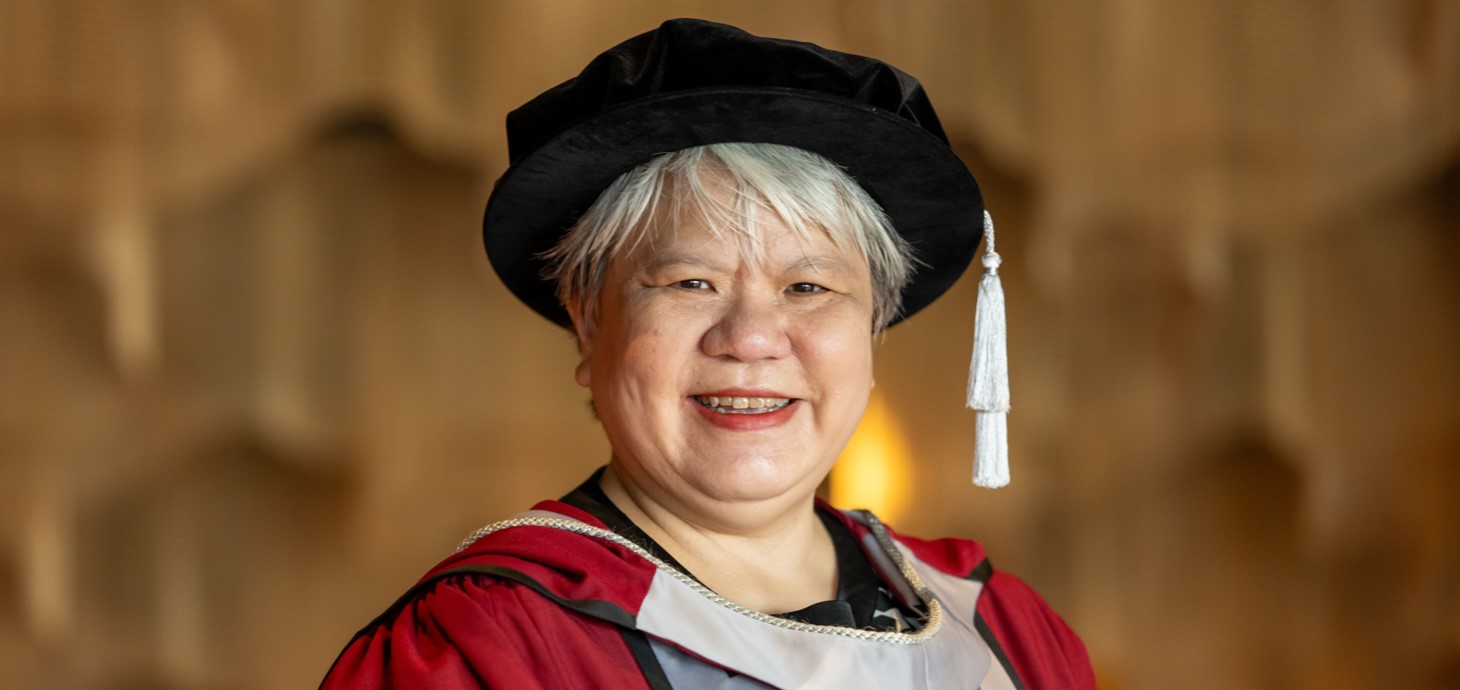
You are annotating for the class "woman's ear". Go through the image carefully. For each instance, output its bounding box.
[566,298,595,388]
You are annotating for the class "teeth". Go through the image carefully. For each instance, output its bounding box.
[694,395,791,414]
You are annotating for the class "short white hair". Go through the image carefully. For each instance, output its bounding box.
[542,143,917,331]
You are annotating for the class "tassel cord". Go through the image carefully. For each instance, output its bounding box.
[967,211,1011,488]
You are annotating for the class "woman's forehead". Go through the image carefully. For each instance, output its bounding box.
[625,206,865,274]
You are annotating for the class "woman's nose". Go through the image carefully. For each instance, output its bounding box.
[701,295,792,361]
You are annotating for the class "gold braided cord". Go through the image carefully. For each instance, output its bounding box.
[455,514,945,645]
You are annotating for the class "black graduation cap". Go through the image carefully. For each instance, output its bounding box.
[482,17,984,329]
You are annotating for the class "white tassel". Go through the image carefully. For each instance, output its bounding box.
[967,211,1010,488]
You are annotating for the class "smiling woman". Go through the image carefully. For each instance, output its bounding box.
[321,18,1095,690]
[568,158,879,562]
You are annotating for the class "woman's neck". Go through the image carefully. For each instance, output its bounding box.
[599,464,839,614]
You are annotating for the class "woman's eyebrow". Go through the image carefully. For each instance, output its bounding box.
[786,253,855,275]
[639,253,722,274]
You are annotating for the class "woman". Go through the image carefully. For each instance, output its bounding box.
[323,18,1095,689]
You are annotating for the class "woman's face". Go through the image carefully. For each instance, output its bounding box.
[572,199,876,517]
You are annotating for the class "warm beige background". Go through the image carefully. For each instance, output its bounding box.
[2,2,1458,688]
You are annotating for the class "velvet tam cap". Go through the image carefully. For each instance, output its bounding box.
[482,18,984,328]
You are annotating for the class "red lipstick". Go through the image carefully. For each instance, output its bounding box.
[687,389,799,431]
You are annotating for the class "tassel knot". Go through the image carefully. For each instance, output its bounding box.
[967,211,1010,487]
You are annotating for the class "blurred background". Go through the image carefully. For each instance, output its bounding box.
[2,1,1458,688]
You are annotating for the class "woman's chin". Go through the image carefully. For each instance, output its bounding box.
[683,462,824,506]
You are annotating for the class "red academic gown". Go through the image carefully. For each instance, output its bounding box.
[321,501,1095,689]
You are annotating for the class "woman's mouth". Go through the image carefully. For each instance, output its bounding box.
[692,395,793,414]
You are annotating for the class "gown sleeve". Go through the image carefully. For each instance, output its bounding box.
[978,571,1098,690]
[320,574,651,690]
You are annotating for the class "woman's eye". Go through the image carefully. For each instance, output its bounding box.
[673,279,712,290]
[788,282,828,294]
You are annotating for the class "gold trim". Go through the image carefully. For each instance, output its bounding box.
[455,514,944,645]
